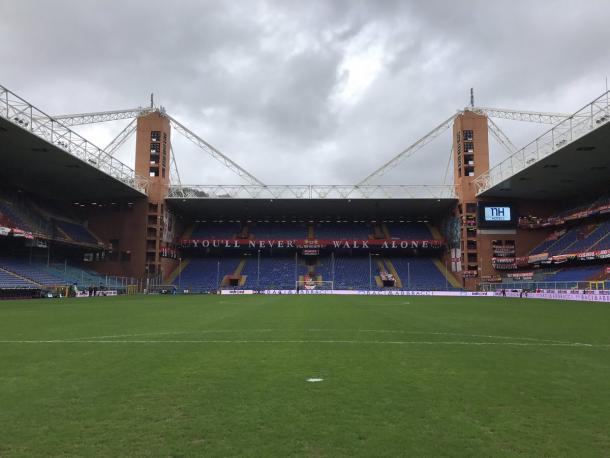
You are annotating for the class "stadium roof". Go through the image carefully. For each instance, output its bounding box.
[479,119,610,200]
[0,116,145,201]
[478,91,610,200]
[166,196,456,219]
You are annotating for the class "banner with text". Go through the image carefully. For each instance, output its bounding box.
[182,239,443,250]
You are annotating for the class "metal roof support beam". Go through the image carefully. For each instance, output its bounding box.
[42,107,154,126]
[168,114,265,186]
[470,107,571,124]
[358,113,458,185]
[104,119,137,156]
[487,118,518,155]
[168,184,457,200]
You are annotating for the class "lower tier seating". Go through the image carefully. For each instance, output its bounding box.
[389,257,455,290]
[175,257,240,292]
[0,269,37,288]
[242,256,296,289]
[0,258,65,286]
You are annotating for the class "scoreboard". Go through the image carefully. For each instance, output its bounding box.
[477,203,517,228]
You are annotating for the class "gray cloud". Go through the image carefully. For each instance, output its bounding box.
[2,0,610,186]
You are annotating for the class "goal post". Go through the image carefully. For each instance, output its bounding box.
[295,280,334,291]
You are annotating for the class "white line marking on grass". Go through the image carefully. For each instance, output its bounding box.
[306,378,324,382]
[0,339,604,348]
[78,329,278,340]
[76,328,577,346]
[305,329,572,344]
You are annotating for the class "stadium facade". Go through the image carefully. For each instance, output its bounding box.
[0,84,609,296]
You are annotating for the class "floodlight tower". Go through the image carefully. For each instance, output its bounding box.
[452,106,490,289]
[133,109,173,278]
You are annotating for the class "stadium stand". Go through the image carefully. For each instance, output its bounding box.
[55,220,99,245]
[241,256,297,289]
[0,268,37,288]
[389,257,454,291]
[542,265,603,282]
[175,257,240,292]
[330,255,372,290]
[0,258,65,286]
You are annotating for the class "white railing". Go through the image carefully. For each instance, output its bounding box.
[0,85,146,195]
[475,90,610,195]
[168,184,457,199]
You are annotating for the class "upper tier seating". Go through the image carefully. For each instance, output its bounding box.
[0,195,52,236]
[385,222,433,239]
[530,219,610,257]
[249,223,307,239]
[546,228,580,256]
[174,257,240,292]
[591,226,610,251]
[563,221,610,254]
[314,223,372,239]
[56,220,99,245]
[191,222,242,239]
[0,201,30,230]
[530,237,559,255]
[543,265,603,282]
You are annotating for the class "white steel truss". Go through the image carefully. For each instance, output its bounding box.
[470,107,572,124]
[170,144,182,188]
[168,184,457,200]
[487,118,518,155]
[44,107,154,126]
[0,84,146,194]
[104,118,137,156]
[358,113,458,185]
[168,115,265,186]
[43,106,265,186]
[357,106,573,186]
[474,90,610,195]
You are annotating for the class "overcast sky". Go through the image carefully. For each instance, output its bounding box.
[2,0,610,186]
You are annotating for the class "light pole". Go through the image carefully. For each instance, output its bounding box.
[216,259,220,292]
[369,253,379,291]
[178,257,182,289]
[294,251,298,291]
[331,251,335,286]
[257,249,261,290]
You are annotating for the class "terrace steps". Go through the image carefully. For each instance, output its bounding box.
[383,259,403,288]
[427,223,443,240]
[380,224,391,239]
[0,267,39,287]
[166,259,190,284]
[433,258,461,288]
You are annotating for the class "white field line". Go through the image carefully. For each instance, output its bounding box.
[77,328,576,345]
[0,339,607,348]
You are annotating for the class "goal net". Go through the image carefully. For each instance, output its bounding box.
[295,280,334,291]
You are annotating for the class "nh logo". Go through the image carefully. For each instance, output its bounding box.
[490,207,505,217]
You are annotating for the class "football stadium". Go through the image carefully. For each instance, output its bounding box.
[2,3,610,456]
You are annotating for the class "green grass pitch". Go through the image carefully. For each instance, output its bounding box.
[1,294,610,457]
